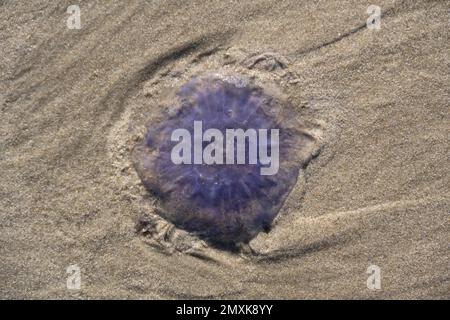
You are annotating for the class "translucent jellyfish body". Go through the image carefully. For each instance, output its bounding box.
[132,74,307,244]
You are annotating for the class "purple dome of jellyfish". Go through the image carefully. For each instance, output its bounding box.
[132,74,304,245]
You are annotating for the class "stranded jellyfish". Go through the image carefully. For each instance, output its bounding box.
[132,74,306,244]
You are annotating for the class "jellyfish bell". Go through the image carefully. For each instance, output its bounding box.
[132,73,308,245]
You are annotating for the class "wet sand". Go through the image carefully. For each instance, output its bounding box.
[0,0,449,299]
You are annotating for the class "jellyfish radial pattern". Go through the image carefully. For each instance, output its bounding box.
[132,75,303,244]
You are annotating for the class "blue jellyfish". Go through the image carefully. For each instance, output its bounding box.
[132,74,304,244]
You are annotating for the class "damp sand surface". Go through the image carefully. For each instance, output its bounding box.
[0,0,449,299]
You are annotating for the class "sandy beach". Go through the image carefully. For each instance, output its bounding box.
[0,0,449,299]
